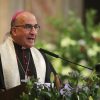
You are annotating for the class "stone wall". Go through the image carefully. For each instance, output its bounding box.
[0,0,83,43]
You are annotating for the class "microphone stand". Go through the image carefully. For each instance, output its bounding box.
[39,48,93,90]
[40,48,93,70]
[59,56,93,70]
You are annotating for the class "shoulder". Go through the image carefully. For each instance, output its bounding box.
[30,47,43,56]
[30,47,46,57]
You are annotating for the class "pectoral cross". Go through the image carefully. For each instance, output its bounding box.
[21,75,30,83]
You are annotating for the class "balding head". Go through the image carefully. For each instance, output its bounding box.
[11,11,36,27]
[11,11,39,48]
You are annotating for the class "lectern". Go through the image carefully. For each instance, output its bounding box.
[0,84,26,100]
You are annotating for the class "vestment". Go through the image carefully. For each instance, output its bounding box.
[0,35,56,89]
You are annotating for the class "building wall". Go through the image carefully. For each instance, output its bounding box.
[0,0,83,43]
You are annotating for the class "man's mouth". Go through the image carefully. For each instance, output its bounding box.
[27,37,35,42]
[28,38,34,40]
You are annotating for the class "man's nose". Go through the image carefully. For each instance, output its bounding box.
[30,28,38,35]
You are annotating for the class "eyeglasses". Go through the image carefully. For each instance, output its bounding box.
[14,24,40,31]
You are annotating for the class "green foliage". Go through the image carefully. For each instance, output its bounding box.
[20,71,100,100]
[30,9,100,99]
[36,10,100,75]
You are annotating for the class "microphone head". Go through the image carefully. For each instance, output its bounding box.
[95,63,100,77]
[39,48,59,58]
[95,63,100,73]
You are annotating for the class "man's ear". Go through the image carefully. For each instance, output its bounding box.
[12,28,17,36]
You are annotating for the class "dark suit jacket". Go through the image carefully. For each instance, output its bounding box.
[0,48,56,89]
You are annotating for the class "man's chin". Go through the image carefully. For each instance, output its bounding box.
[26,43,34,48]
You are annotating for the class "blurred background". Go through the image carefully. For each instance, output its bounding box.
[0,0,100,77]
[0,0,83,42]
[1,1,100,98]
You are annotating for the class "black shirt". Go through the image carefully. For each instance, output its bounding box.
[0,42,56,89]
[14,42,37,81]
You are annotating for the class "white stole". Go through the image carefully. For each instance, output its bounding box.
[0,36,46,89]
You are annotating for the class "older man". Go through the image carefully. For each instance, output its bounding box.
[0,11,57,90]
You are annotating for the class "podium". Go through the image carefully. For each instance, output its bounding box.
[0,84,26,100]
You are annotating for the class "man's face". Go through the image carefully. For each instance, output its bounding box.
[12,12,40,48]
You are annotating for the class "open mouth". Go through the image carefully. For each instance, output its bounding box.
[27,37,35,42]
[28,38,34,40]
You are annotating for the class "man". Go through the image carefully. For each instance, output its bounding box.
[0,11,57,90]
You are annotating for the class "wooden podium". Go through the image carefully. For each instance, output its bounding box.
[0,84,26,100]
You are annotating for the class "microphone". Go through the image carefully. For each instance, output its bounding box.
[95,63,100,73]
[39,48,93,70]
[40,48,60,58]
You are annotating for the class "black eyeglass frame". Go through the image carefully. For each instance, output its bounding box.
[14,24,40,31]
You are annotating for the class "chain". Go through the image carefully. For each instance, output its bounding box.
[16,52,30,77]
